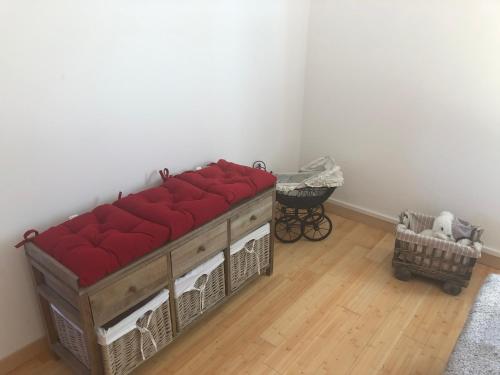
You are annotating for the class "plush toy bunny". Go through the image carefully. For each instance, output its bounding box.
[420,211,455,241]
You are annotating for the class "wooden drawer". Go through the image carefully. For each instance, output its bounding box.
[230,195,273,241]
[89,256,168,326]
[171,222,228,278]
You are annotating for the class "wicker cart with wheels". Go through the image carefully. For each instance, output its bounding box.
[393,211,483,295]
[272,157,344,243]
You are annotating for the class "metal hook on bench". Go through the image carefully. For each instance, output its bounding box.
[252,161,267,171]
[159,168,170,182]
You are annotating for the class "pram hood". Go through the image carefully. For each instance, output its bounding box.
[276,156,344,193]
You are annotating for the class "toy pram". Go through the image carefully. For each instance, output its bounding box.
[273,156,344,243]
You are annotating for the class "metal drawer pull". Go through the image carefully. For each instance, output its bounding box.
[128,286,137,294]
[250,215,257,221]
[197,245,206,253]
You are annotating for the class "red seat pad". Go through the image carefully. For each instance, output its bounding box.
[176,160,276,204]
[33,205,170,287]
[114,177,229,240]
[215,159,277,192]
[30,160,274,287]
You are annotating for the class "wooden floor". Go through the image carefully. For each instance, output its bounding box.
[9,214,498,375]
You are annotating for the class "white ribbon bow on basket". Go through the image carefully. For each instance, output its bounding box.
[136,311,158,361]
[192,274,209,314]
[243,239,261,276]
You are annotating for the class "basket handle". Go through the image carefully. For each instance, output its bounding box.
[243,240,260,275]
[136,310,157,360]
[193,274,209,312]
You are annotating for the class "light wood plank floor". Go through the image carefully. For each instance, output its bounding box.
[10,214,498,374]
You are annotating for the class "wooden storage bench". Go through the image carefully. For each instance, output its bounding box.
[24,188,275,374]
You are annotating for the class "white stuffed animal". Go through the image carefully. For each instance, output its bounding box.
[420,211,455,241]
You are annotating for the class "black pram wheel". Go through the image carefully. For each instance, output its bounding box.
[299,205,325,224]
[302,214,333,241]
[275,202,291,220]
[275,216,303,243]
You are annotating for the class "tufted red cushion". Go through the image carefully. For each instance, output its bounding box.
[114,177,229,240]
[31,160,275,287]
[33,205,169,287]
[176,159,276,204]
[215,159,277,193]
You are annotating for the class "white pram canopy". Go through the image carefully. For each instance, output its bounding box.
[276,156,344,193]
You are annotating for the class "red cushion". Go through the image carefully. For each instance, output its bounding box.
[33,205,170,286]
[31,160,274,287]
[114,177,229,240]
[176,159,276,204]
[216,159,277,193]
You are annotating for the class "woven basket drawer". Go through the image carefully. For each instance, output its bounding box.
[174,253,225,331]
[230,223,270,292]
[97,290,173,375]
[50,305,90,368]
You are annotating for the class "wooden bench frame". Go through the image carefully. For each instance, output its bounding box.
[25,188,276,374]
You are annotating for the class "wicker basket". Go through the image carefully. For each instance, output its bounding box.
[97,289,173,375]
[174,253,225,330]
[393,211,482,295]
[50,305,90,368]
[230,224,271,292]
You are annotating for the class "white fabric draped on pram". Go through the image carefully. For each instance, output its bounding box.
[276,156,344,193]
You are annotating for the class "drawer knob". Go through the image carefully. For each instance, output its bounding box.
[250,214,257,221]
[128,286,137,294]
[197,245,206,253]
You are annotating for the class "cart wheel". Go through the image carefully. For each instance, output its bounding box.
[443,282,462,296]
[299,205,325,224]
[302,214,333,241]
[275,216,303,243]
[394,266,412,281]
[275,202,284,219]
[276,204,296,220]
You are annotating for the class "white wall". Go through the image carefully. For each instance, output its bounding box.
[0,0,311,359]
[302,0,500,250]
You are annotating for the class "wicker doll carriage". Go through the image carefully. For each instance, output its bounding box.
[393,211,483,295]
[270,156,344,243]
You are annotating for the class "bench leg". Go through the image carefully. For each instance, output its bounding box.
[79,295,103,374]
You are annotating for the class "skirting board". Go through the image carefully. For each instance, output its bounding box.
[326,198,500,270]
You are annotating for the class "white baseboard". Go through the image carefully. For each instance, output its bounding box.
[484,246,500,258]
[328,197,500,258]
[329,198,399,224]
